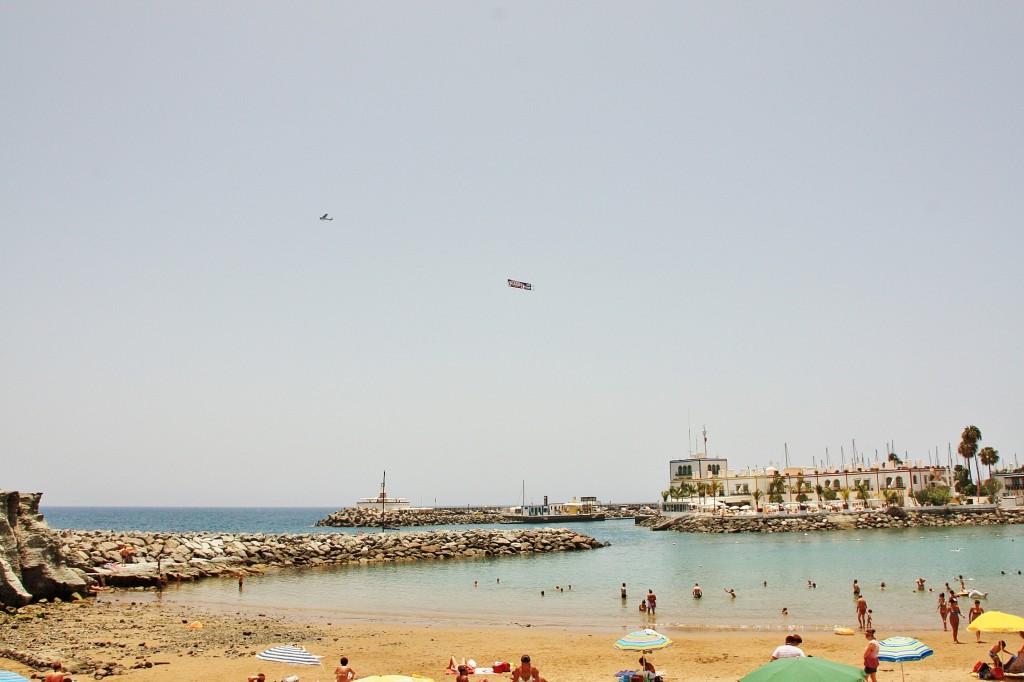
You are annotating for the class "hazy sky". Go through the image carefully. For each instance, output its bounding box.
[3,2,1022,507]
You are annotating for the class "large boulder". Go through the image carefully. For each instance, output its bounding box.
[0,491,88,606]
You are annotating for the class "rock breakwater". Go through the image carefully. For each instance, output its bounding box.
[58,527,607,586]
[315,508,506,527]
[645,507,1024,534]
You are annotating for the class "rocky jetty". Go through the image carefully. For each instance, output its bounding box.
[0,490,88,606]
[315,504,652,527]
[644,506,1024,534]
[315,507,506,527]
[58,527,607,587]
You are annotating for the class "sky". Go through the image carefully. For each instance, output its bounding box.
[2,2,1022,508]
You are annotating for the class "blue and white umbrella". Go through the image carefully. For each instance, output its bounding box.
[256,645,324,666]
[877,636,933,682]
[0,671,31,682]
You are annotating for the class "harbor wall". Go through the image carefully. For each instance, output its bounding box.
[644,506,1024,533]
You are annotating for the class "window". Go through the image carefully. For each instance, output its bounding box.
[895,476,904,489]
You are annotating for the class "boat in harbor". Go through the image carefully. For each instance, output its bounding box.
[501,495,606,523]
[357,472,405,530]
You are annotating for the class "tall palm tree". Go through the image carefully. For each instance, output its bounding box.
[752,489,764,511]
[958,425,983,493]
[814,484,825,505]
[839,487,852,508]
[979,447,1000,481]
[887,452,903,466]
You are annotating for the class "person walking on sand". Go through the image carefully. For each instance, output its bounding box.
[512,654,547,682]
[856,595,868,629]
[863,629,880,682]
[970,600,986,643]
[646,589,657,615]
[937,592,949,631]
[334,656,354,682]
[949,597,962,643]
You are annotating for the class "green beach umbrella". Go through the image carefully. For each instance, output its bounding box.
[739,656,865,682]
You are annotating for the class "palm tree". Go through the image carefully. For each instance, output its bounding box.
[979,446,1000,480]
[793,475,808,503]
[855,482,871,505]
[752,489,764,512]
[887,452,903,466]
[769,473,785,504]
[814,484,825,505]
[958,425,983,494]
[839,487,852,508]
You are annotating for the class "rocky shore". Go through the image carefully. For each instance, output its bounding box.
[57,526,608,587]
[643,506,1024,533]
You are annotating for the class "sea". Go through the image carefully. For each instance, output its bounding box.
[41,506,1024,632]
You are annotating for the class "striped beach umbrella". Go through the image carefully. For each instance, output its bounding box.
[613,628,673,651]
[0,672,31,682]
[877,637,933,682]
[256,645,324,666]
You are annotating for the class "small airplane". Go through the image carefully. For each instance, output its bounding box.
[319,213,333,221]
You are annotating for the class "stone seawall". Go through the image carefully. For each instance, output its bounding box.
[314,505,650,527]
[645,507,1024,534]
[57,527,607,586]
[315,508,506,527]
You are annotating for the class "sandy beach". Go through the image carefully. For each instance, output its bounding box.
[1,597,1002,682]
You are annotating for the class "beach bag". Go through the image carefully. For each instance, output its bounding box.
[977,662,994,679]
[493,662,511,673]
[993,665,1004,680]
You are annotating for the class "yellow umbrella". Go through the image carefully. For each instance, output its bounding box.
[967,611,1024,632]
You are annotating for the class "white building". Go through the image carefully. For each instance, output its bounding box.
[662,452,955,514]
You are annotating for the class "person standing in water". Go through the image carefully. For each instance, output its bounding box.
[937,592,948,631]
[621,583,627,600]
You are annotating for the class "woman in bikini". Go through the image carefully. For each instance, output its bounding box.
[937,592,948,631]
[948,597,962,644]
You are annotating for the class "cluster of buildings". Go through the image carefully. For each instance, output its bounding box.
[660,451,1024,513]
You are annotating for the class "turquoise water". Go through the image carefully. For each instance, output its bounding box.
[43,508,1024,631]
